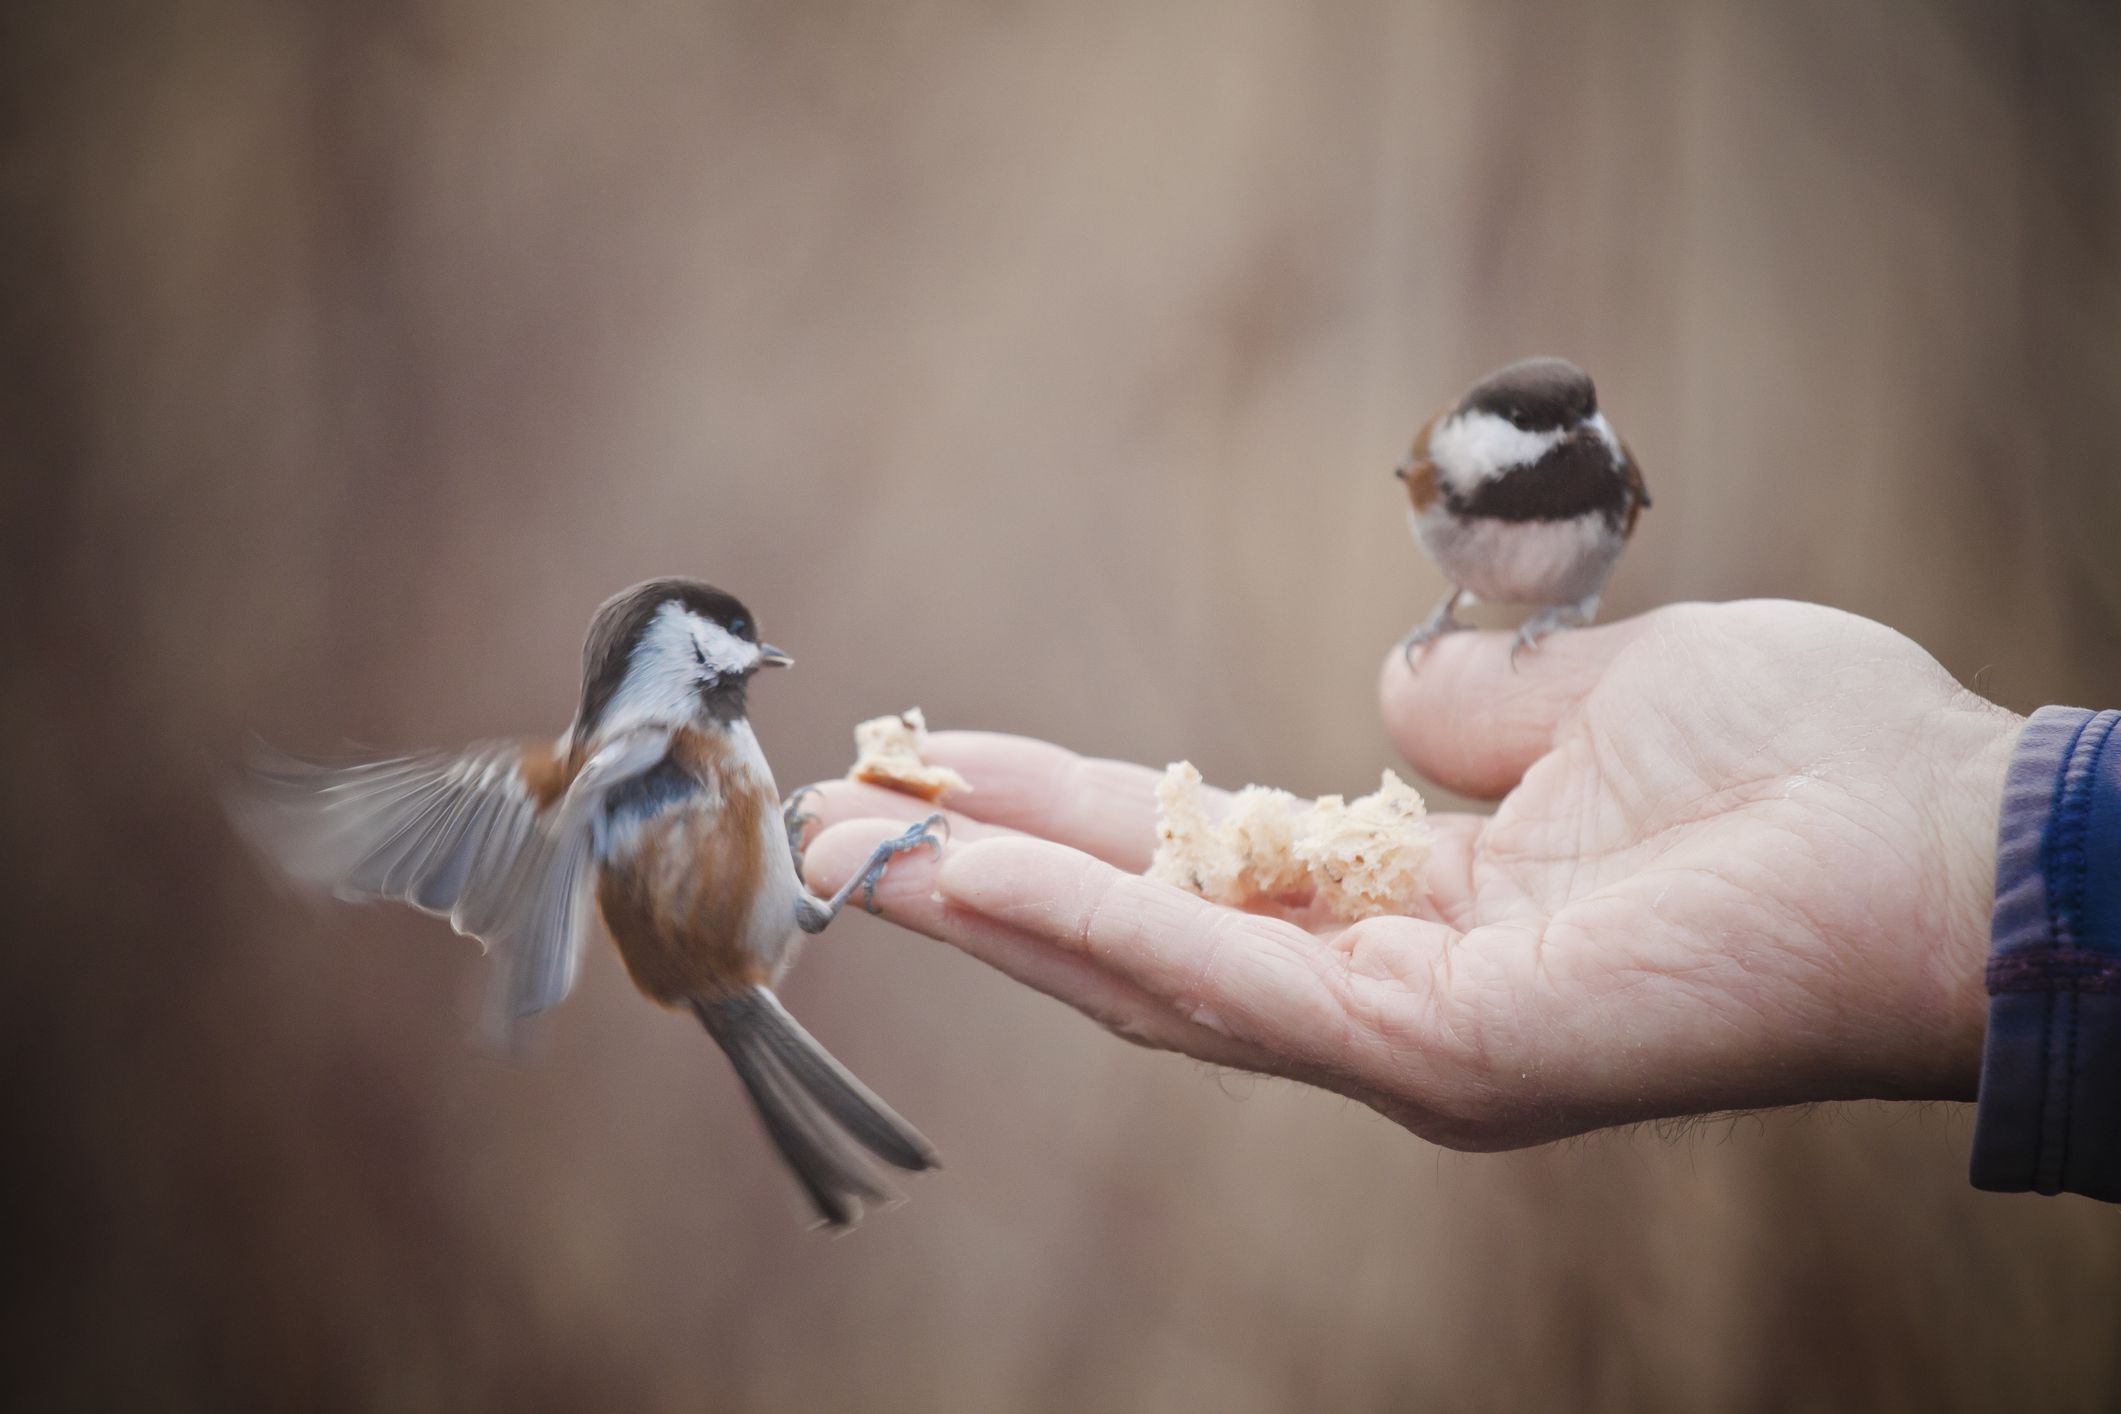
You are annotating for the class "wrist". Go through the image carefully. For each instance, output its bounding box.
[1925,703,2019,1102]
[1890,698,2021,1101]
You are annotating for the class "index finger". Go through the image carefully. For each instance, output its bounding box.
[905,732,1201,871]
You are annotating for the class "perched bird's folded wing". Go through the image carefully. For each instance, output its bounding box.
[239,729,669,1033]
[1621,438,1651,528]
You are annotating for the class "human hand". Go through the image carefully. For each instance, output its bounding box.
[797,601,2019,1149]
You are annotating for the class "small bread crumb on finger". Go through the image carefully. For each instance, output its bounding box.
[847,707,972,803]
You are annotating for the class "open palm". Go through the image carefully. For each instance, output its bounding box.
[800,602,2017,1147]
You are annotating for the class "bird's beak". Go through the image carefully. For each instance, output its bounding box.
[757,644,794,669]
[1393,462,1409,481]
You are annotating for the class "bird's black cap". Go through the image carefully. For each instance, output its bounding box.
[576,578,759,730]
[1458,356,1598,432]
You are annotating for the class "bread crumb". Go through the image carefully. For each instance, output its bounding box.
[1149,763,1296,903]
[1148,762,1432,921]
[848,708,971,802]
[1290,770,1433,921]
[1147,762,1229,898]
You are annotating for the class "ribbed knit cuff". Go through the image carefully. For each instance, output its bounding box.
[1970,707,2121,1201]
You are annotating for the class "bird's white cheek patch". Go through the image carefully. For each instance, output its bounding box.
[1428,412,1565,492]
[601,604,757,733]
[689,618,759,677]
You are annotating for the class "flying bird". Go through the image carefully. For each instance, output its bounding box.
[242,578,942,1228]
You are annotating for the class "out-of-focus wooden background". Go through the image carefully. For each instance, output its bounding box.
[6,1,2121,1409]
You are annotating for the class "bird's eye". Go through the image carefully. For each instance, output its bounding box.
[730,617,749,638]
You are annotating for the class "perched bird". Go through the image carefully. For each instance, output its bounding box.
[1394,356,1650,663]
[242,578,943,1228]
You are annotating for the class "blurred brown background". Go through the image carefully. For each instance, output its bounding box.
[7,0,2121,1409]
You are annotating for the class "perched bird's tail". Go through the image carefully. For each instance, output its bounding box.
[692,987,939,1228]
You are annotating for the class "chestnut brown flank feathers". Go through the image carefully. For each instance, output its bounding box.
[596,727,773,1002]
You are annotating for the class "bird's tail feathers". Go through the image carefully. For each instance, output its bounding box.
[693,987,937,1229]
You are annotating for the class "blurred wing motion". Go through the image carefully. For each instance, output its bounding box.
[239,731,668,1031]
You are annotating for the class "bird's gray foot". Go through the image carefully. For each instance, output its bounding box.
[782,785,820,863]
[857,814,948,913]
[1509,596,1601,667]
[1400,589,1468,670]
[797,813,949,934]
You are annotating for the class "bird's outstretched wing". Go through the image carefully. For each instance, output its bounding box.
[239,729,670,1033]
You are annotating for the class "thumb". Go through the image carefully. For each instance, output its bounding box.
[1378,615,1650,799]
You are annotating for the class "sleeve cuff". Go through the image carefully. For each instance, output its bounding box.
[1970,705,2121,1201]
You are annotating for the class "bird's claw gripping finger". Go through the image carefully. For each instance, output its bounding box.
[782,785,821,859]
[857,813,949,914]
[1399,622,1454,670]
[1509,623,1544,669]
[1399,590,1468,671]
[1508,600,1594,669]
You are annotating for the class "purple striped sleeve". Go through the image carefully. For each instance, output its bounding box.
[1970,706,2121,1201]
